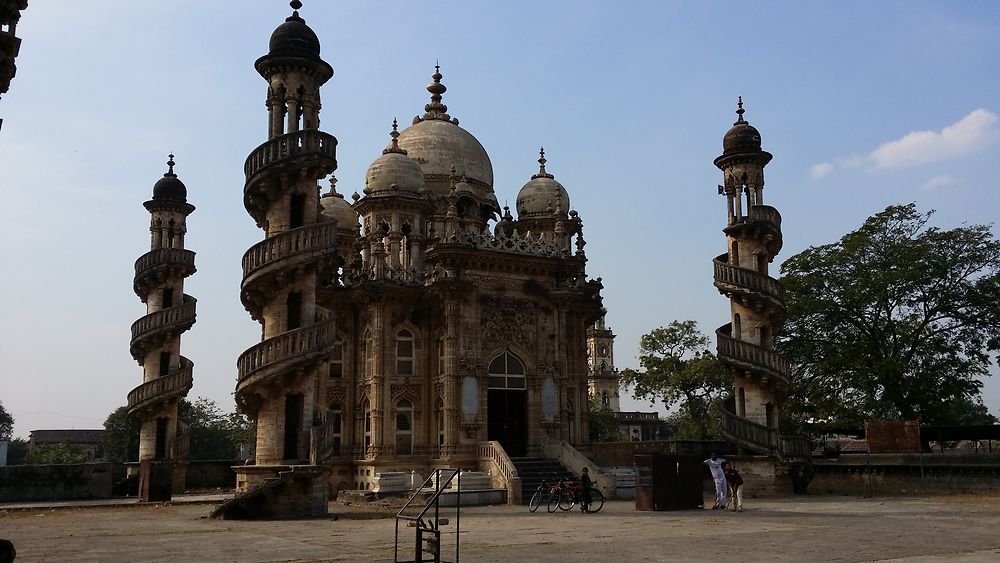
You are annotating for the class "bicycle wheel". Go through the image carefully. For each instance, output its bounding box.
[586,490,604,513]
[558,490,575,511]
[528,488,543,513]
[547,491,561,513]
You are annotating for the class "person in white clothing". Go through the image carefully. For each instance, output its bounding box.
[703,452,727,509]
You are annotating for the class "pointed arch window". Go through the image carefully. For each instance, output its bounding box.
[396,329,414,376]
[395,399,413,455]
[488,352,526,390]
[327,403,343,456]
[362,330,373,378]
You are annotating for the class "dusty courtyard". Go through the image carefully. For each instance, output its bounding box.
[2,495,999,562]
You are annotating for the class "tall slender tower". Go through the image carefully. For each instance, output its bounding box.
[586,315,620,412]
[129,154,196,501]
[712,99,790,453]
[237,0,338,481]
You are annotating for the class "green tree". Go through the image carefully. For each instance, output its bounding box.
[588,396,620,442]
[6,437,29,465]
[27,441,91,464]
[180,397,252,460]
[100,406,139,463]
[0,400,13,442]
[777,204,1000,427]
[620,320,730,440]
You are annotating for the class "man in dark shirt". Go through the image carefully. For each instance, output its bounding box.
[723,462,744,512]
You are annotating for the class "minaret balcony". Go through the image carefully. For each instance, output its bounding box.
[243,129,337,185]
[242,222,339,281]
[713,253,784,310]
[236,316,337,394]
[129,295,197,362]
[715,323,790,388]
[133,248,197,298]
[127,358,194,416]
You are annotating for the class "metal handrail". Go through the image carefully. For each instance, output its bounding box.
[394,468,461,563]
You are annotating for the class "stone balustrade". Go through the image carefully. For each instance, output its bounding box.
[243,129,337,182]
[129,296,197,360]
[133,248,196,296]
[716,324,790,386]
[242,222,338,279]
[237,317,337,385]
[713,253,784,303]
[127,360,194,414]
[748,204,782,229]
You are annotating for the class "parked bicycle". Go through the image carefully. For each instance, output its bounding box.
[554,479,605,513]
[527,474,564,513]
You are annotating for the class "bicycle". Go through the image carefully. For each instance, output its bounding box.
[527,475,564,513]
[554,479,605,513]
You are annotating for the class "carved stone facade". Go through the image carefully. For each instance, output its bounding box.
[236,3,605,494]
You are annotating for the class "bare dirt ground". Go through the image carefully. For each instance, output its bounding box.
[2,495,1000,562]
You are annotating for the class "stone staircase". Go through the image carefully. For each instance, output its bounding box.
[510,457,573,504]
[209,466,327,520]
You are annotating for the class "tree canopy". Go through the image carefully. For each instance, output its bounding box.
[101,406,139,463]
[0,400,13,442]
[619,320,730,440]
[180,397,255,460]
[587,396,620,442]
[777,203,1000,427]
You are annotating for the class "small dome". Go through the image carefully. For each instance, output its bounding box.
[152,155,187,202]
[516,149,569,218]
[722,97,763,156]
[320,177,359,229]
[366,152,424,193]
[267,2,321,60]
[494,205,516,236]
[366,119,424,193]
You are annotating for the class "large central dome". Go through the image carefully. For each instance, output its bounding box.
[392,66,494,196]
[396,119,493,189]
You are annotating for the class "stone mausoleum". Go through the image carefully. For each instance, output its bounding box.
[231,1,605,502]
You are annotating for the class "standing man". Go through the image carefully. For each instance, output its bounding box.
[703,452,727,509]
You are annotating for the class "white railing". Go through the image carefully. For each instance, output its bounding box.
[541,441,615,498]
[477,441,521,503]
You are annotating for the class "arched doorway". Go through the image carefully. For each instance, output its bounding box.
[487,351,527,457]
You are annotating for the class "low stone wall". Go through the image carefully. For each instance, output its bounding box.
[810,454,1000,496]
[184,460,240,490]
[592,440,732,468]
[725,456,795,497]
[0,462,121,502]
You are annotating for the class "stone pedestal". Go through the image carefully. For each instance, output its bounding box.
[371,471,408,493]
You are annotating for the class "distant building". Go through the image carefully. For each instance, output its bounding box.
[28,430,104,458]
[585,317,666,442]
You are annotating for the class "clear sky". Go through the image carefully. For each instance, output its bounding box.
[1,0,998,438]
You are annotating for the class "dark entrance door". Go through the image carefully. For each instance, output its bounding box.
[487,351,528,457]
[488,389,527,457]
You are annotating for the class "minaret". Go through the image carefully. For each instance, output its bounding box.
[712,98,789,452]
[129,154,196,501]
[587,315,620,412]
[237,0,339,476]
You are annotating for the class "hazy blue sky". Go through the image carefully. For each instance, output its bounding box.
[2,1,998,438]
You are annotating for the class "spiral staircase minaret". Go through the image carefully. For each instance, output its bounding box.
[236,0,339,475]
[712,99,808,461]
[129,154,197,501]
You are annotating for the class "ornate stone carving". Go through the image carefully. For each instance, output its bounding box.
[325,386,346,406]
[480,295,537,352]
[390,383,421,402]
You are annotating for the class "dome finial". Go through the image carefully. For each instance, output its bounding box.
[423,63,449,119]
[325,174,338,196]
[165,153,176,177]
[287,0,304,22]
[531,146,554,180]
[735,96,745,124]
[383,117,407,155]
